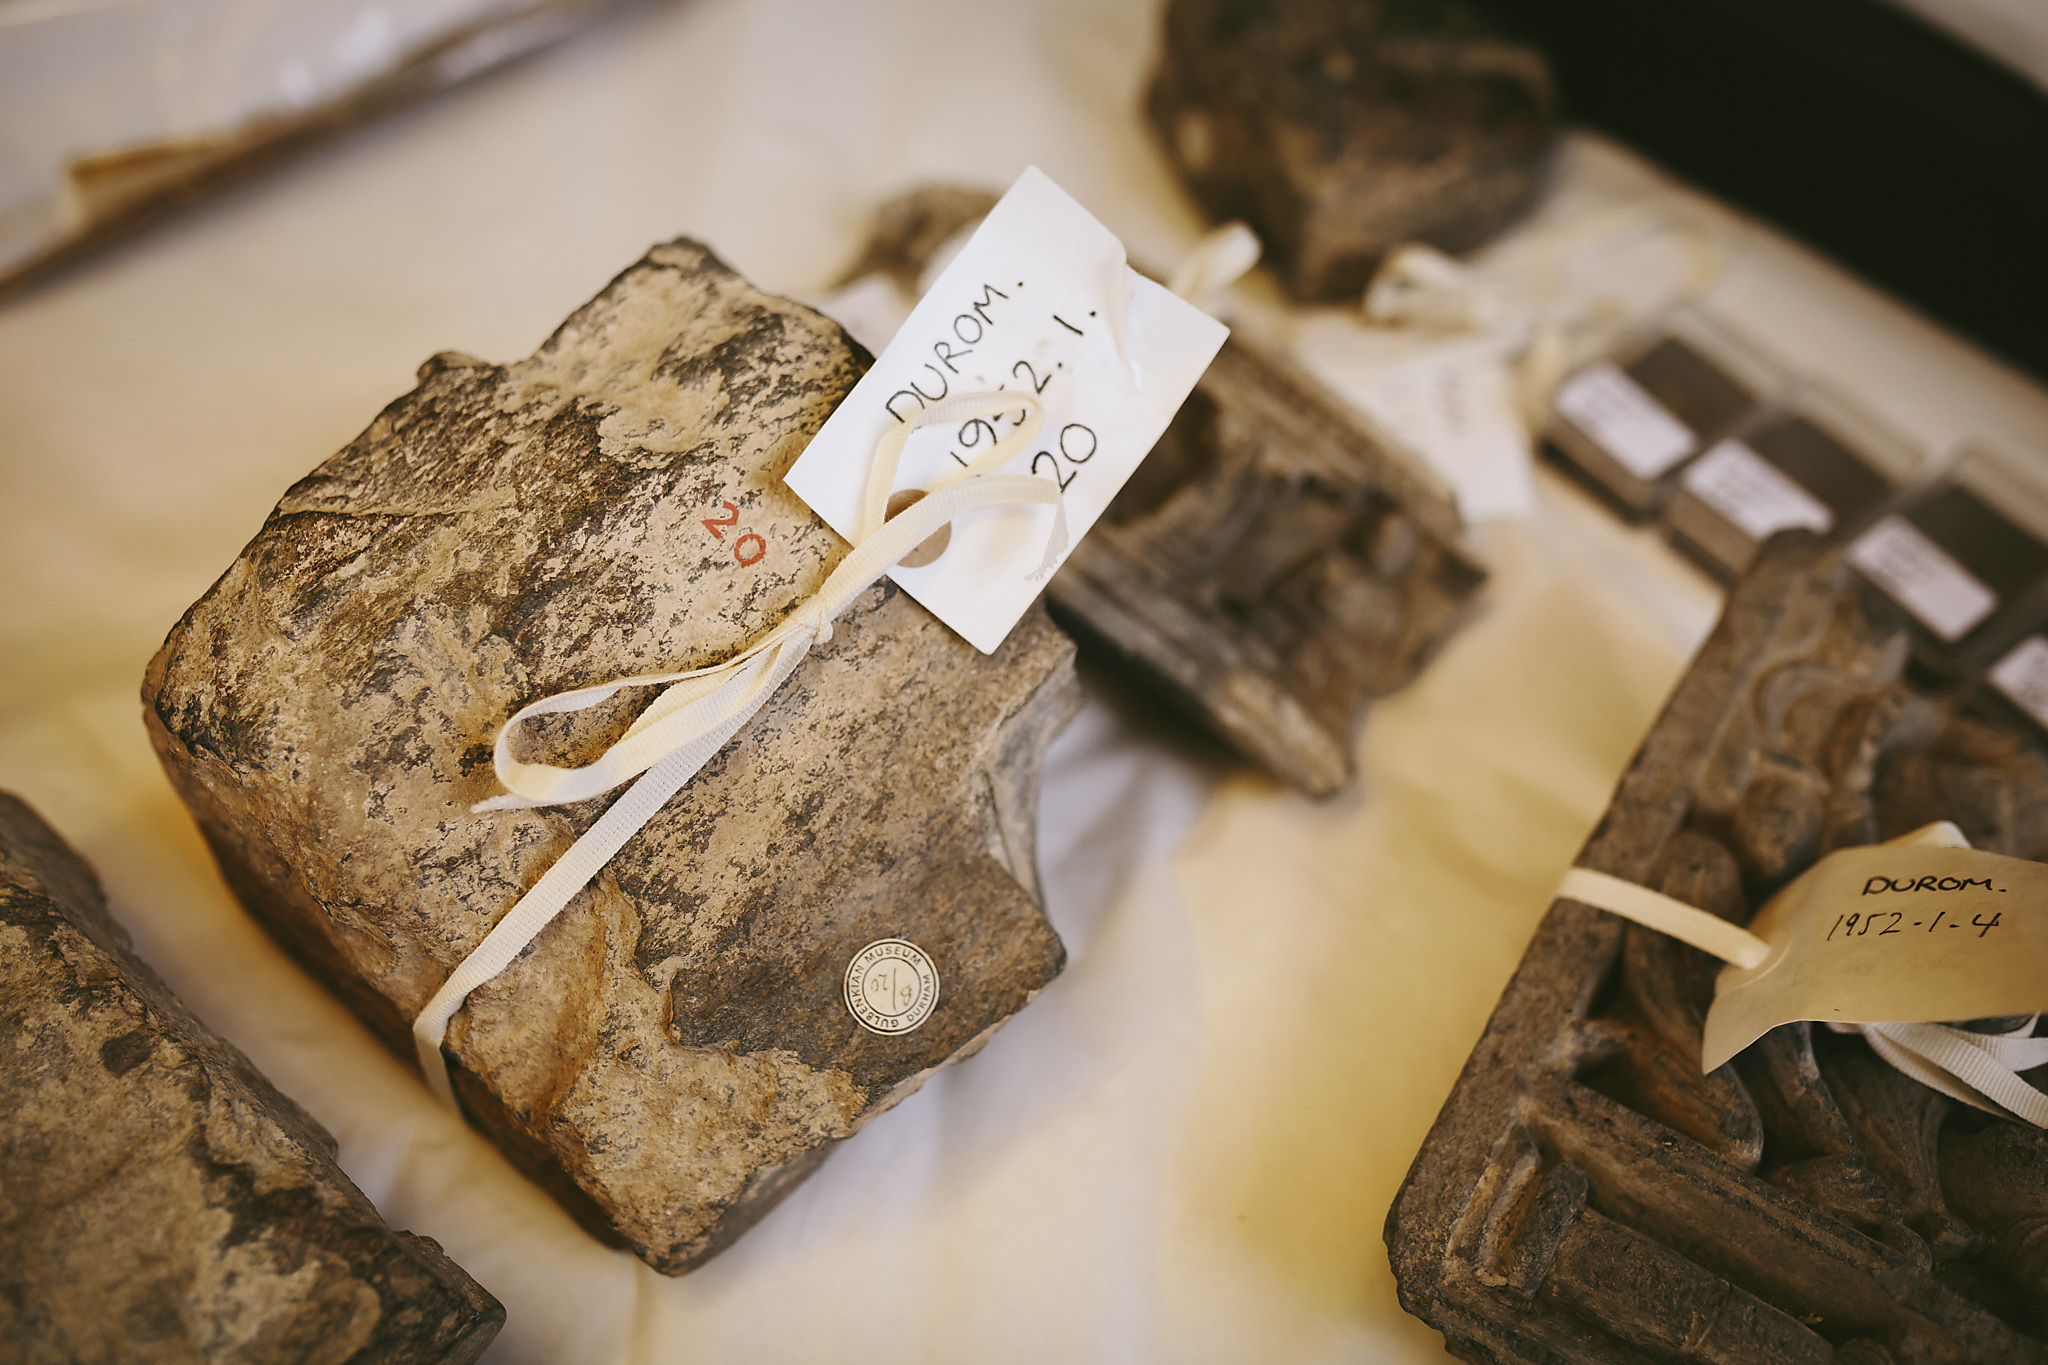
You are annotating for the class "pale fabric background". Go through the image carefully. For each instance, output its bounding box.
[3,1,2047,1361]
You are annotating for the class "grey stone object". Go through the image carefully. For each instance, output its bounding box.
[0,790,503,1363]
[1048,338,1486,796]
[144,240,1079,1273]
[1147,0,1559,303]
[1387,532,2048,1363]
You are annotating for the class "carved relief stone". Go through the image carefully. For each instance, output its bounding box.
[1048,338,1486,796]
[1388,533,2048,1363]
[144,240,1079,1274]
[0,791,504,1363]
[1147,0,1559,302]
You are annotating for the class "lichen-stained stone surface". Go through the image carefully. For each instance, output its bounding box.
[1148,0,1558,302]
[1387,534,2048,1363]
[0,790,503,1364]
[1048,338,1485,797]
[143,240,1080,1273]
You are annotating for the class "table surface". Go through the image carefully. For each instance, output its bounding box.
[5,2,2048,1361]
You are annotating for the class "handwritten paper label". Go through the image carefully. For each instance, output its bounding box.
[1848,514,1998,643]
[1991,635,2048,728]
[1341,339,1534,523]
[1681,438,1834,542]
[785,166,1228,654]
[1552,360,1697,480]
[1701,842,2048,1070]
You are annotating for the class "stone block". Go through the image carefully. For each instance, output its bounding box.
[0,790,502,1363]
[144,240,1079,1273]
[1149,0,1559,302]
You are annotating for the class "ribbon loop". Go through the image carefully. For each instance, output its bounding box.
[1834,1018,2048,1127]
[413,390,1057,1106]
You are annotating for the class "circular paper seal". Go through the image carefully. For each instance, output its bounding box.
[844,938,939,1035]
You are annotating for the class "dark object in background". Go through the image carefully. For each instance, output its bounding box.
[1667,386,1919,582]
[1048,338,1486,796]
[1846,448,2048,678]
[0,790,504,1363]
[1387,532,2048,1363]
[143,239,1078,1275]
[1147,0,1559,302]
[1542,309,1782,521]
[1479,0,2048,384]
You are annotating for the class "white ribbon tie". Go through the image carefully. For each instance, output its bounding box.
[411,391,1062,1106]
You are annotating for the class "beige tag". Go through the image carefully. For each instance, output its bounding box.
[1701,844,2048,1070]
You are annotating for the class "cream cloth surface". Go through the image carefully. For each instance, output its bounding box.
[5,1,2048,1362]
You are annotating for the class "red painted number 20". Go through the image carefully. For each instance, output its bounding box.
[701,500,767,566]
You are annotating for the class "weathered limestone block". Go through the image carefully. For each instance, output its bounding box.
[0,791,502,1363]
[1148,0,1559,302]
[1387,533,2048,1363]
[1048,338,1486,796]
[144,240,1079,1273]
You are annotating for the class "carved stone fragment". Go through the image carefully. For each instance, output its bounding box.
[1047,338,1486,796]
[0,790,503,1363]
[144,240,1080,1273]
[1147,0,1559,302]
[824,186,1483,797]
[1388,532,2048,1363]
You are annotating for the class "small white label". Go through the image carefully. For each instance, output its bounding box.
[1990,635,2048,727]
[844,939,939,1035]
[1552,360,1698,479]
[785,167,1229,654]
[1681,439,1834,542]
[1848,515,1998,643]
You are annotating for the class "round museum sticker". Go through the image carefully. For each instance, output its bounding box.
[844,939,939,1036]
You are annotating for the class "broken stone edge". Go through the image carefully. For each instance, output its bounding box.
[0,789,504,1363]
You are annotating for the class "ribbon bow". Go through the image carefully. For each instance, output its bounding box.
[412,391,1063,1105]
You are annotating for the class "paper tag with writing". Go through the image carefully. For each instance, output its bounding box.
[1682,438,1833,541]
[1848,514,1998,643]
[1339,339,1534,523]
[1991,635,2048,728]
[1553,359,1697,479]
[785,166,1229,654]
[1701,842,2048,1070]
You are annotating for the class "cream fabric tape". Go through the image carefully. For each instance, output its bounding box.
[1834,1017,2048,1126]
[1554,841,2048,1128]
[1554,867,1770,968]
[1167,222,1261,303]
[412,391,1059,1106]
